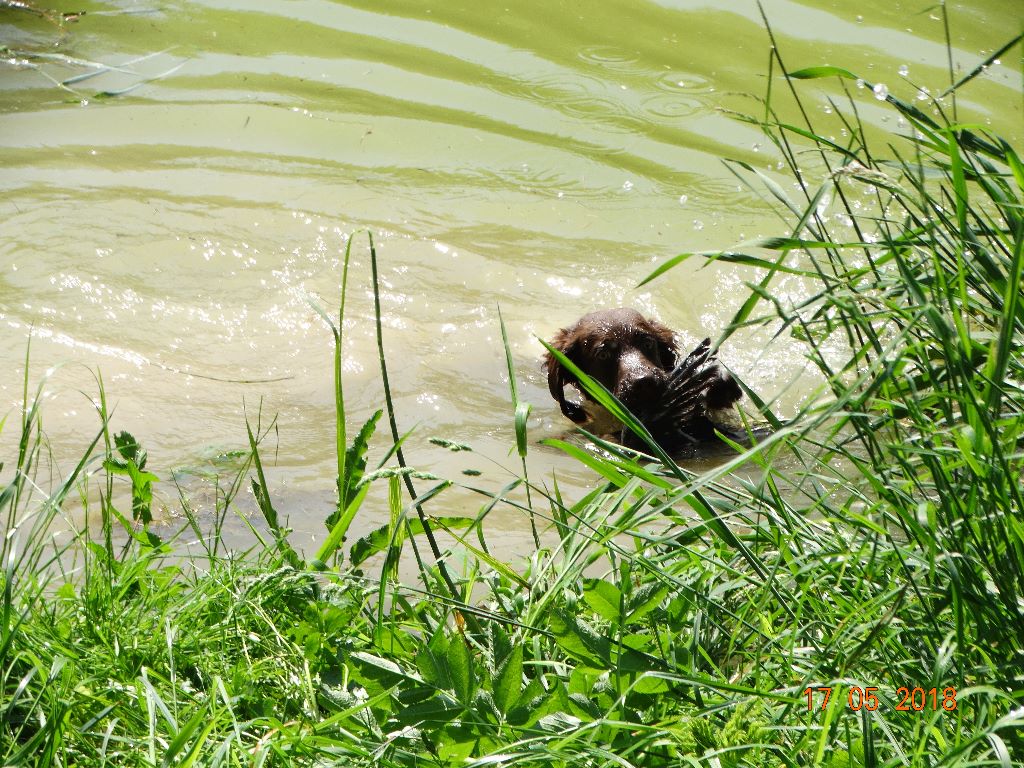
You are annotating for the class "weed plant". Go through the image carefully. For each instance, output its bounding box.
[2,22,1022,768]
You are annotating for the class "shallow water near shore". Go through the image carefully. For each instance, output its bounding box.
[1,0,1020,552]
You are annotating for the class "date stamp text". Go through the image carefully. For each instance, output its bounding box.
[804,686,958,712]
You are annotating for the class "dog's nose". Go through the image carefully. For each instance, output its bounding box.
[620,375,663,403]
[615,351,666,405]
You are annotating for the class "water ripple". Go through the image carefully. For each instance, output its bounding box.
[577,45,645,73]
[639,92,702,120]
[653,70,713,94]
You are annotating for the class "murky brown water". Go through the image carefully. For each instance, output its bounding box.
[1,0,1020,553]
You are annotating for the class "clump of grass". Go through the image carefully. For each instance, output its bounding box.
[633,15,1024,761]
[686,29,1024,652]
[2,19,1022,768]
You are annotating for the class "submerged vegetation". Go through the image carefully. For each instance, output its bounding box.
[3,26,1023,768]
[0,0,179,100]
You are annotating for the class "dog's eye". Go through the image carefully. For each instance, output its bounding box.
[640,336,657,353]
[595,348,612,362]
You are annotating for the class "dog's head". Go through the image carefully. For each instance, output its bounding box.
[543,308,678,423]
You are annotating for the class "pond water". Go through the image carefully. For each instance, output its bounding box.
[1,0,1020,554]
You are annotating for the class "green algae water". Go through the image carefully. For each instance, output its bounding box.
[1,0,1020,547]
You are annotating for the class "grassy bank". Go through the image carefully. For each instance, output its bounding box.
[3,35,1023,768]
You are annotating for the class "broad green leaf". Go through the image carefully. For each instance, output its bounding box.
[582,578,622,624]
[446,636,473,706]
[393,695,462,727]
[417,630,451,689]
[626,582,670,622]
[548,610,611,669]
[349,651,415,693]
[334,409,381,521]
[493,643,523,716]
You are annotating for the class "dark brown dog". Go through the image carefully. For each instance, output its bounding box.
[543,308,742,447]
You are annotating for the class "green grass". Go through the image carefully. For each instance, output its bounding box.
[2,22,1023,768]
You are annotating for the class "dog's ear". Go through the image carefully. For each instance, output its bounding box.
[544,329,588,424]
[648,319,679,370]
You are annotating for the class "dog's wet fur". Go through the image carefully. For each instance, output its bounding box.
[543,308,745,452]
